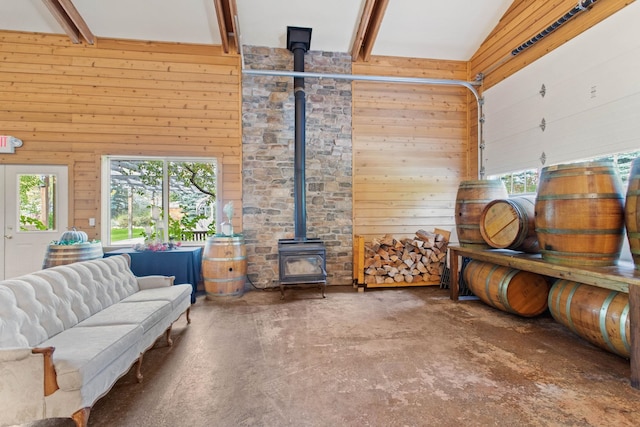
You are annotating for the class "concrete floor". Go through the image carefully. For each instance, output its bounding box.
[25,286,640,426]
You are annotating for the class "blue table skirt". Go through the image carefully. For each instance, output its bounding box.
[104,246,202,303]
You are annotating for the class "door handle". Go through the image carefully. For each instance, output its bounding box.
[4,235,12,239]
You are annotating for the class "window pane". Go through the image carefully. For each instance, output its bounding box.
[110,160,163,244]
[525,170,539,193]
[18,174,56,231]
[168,161,217,242]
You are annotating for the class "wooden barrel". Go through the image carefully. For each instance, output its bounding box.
[455,180,508,248]
[535,160,625,266]
[625,157,640,269]
[480,195,539,253]
[462,260,550,317]
[42,242,104,268]
[202,236,247,299]
[548,279,630,358]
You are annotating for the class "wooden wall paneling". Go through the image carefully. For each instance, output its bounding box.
[0,31,79,46]
[0,30,242,240]
[0,121,239,139]
[352,56,469,243]
[471,0,571,78]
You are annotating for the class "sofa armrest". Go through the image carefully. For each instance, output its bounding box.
[137,275,175,290]
[0,347,33,362]
[0,347,48,426]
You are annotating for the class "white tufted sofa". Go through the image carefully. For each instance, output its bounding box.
[0,254,192,427]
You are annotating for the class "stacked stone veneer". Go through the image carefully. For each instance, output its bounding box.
[242,46,353,288]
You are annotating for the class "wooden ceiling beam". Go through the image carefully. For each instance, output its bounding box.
[214,0,239,54]
[351,0,389,62]
[42,0,95,45]
[42,0,80,43]
[351,0,376,61]
[228,0,239,54]
[213,0,230,53]
[57,0,94,45]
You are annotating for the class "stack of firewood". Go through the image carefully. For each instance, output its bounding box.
[364,230,449,285]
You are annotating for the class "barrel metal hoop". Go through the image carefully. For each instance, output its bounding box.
[599,292,619,354]
[626,189,640,196]
[536,228,623,235]
[564,282,579,335]
[203,256,247,262]
[456,198,497,203]
[536,193,623,200]
[540,249,621,258]
[626,232,640,238]
[508,201,527,243]
[485,263,501,308]
[620,302,630,354]
[541,169,616,178]
[552,280,569,323]
[204,277,241,283]
[498,268,520,314]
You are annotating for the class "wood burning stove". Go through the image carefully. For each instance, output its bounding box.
[277,27,328,299]
[278,239,326,298]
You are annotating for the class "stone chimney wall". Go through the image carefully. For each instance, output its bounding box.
[242,46,353,288]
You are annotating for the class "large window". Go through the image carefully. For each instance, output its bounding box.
[491,150,640,196]
[103,157,218,246]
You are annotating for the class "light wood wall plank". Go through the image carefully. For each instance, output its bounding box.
[0,31,241,239]
[353,56,469,243]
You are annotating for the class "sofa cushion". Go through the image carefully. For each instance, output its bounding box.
[38,256,140,318]
[77,300,172,334]
[0,277,68,347]
[39,324,142,391]
[28,268,91,325]
[120,284,193,311]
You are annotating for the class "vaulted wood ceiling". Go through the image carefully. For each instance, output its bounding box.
[0,0,513,61]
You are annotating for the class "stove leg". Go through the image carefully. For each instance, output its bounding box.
[280,283,285,300]
[321,282,326,298]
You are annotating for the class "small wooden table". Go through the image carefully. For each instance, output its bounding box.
[448,245,640,389]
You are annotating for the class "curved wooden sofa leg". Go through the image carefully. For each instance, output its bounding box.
[186,307,191,324]
[72,407,91,427]
[136,352,144,383]
[165,325,173,347]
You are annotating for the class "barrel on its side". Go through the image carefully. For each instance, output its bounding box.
[455,180,508,248]
[462,260,550,317]
[535,160,625,267]
[202,236,247,299]
[43,242,104,268]
[625,157,640,269]
[480,196,539,253]
[548,279,630,358]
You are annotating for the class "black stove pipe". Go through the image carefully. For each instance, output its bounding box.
[290,41,308,240]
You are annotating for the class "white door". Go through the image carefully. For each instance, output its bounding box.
[1,165,69,279]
